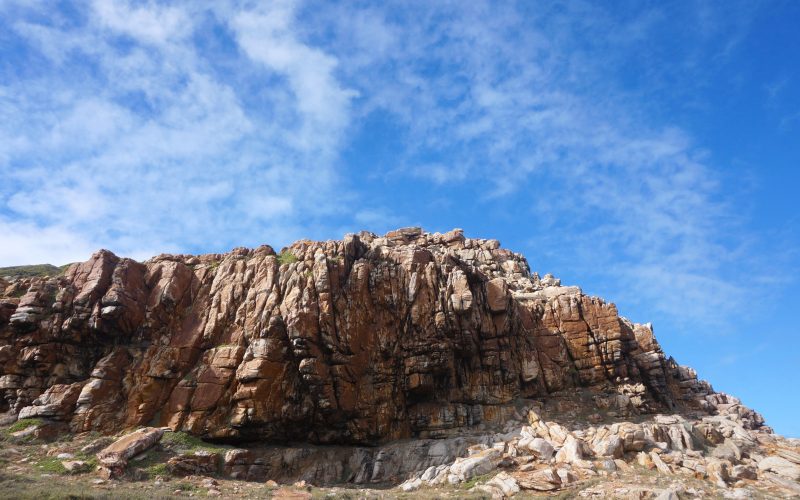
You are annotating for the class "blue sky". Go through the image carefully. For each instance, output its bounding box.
[1,1,798,436]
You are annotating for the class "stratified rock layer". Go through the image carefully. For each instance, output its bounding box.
[0,228,766,445]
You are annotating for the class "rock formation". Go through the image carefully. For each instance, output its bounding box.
[1,227,797,498]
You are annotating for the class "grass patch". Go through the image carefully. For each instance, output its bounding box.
[0,264,71,279]
[277,251,298,266]
[5,418,43,434]
[175,482,196,491]
[127,450,170,480]
[461,471,496,490]
[36,456,67,474]
[142,462,169,479]
[160,431,228,453]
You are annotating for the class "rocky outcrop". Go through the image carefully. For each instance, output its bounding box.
[0,228,765,446]
[396,402,799,497]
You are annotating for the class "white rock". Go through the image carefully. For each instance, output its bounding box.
[650,451,672,475]
[655,489,679,500]
[400,477,422,492]
[555,435,586,464]
[486,471,520,497]
[449,449,502,482]
[592,435,623,458]
[758,455,800,481]
[723,489,753,499]
[556,468,577,485]
[420,465,438,482]
[528,438,555,460]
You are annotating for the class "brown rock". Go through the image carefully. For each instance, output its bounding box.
[167,451,220,476]
[0,228,770,449]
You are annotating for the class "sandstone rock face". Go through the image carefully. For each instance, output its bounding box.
[0,228,766,446]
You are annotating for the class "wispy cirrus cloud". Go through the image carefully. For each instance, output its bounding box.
[304,0,770,325]
[0,0,352,264]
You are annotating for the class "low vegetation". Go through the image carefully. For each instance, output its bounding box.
[35,457,67,475]
[160,431,229,454]
[2,418,42,442]
[0,263,71,279]
[277,251,299,265]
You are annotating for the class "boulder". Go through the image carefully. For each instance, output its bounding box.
[448,448,502,482]
[555,435,588,464]
[96,427,165,477]
[527,438,555,460]
[592,435,623,458]
[167,451,220,476]
[62,460,90,473]
[515,468,562,491]
[758,455,800,481]
[486,471,520,496]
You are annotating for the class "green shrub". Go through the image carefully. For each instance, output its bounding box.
[277,251,298,265]
[176,482,196,491]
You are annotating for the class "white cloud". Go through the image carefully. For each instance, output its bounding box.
[91,0,192,46]
[0,1,354,265]
[300,1,769,326]
[230,0,357,156]
[0,218,105,266]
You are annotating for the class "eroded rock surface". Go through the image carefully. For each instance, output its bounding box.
[0,228,796,497]
[1,228,748,446]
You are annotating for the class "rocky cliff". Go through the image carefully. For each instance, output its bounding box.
[3,228,799,498]
[0,228,764,444]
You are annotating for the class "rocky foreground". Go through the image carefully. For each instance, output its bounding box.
[0,227,798,498]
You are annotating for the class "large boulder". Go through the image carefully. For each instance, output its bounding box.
[448,448,502,482]
[759,456,800,481]
[527,438,555,460]
[96,427,165,478]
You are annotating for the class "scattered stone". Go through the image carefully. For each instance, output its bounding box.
[61,460,89,473]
